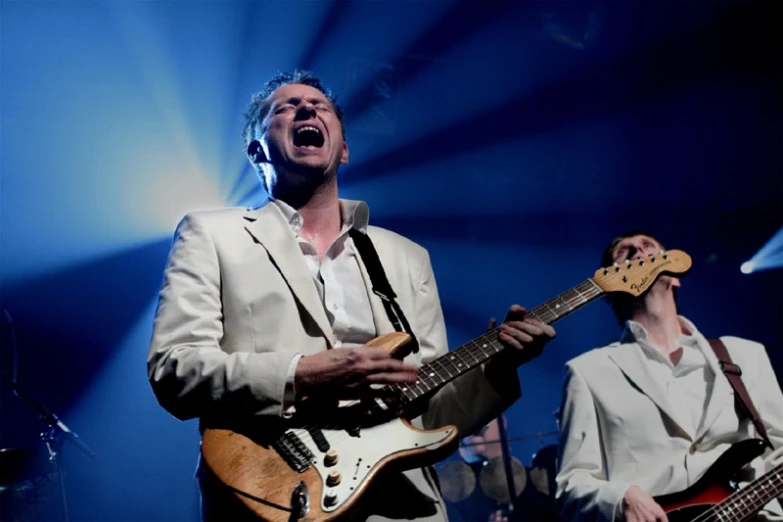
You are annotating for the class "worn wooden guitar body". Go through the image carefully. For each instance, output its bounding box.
[202,250,693,521]
[203,416,458,522]
[202,332,459,522]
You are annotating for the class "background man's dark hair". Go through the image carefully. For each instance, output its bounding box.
[242,69,345,150]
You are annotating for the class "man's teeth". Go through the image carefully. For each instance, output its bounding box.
[294,125,324,147]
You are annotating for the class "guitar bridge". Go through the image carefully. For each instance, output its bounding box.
[273,431,314,472]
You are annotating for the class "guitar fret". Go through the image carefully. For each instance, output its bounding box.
[719,500,738,520]
[539,302,558,323]
[397,276,620,408]
[414,374,432,395]
[464,343,482,365]
[737,495,749,513]
[476,338,494,358]
[438,355,458,378]
[429,359,451,383]
[572,286,589,305]
[746,489,758,510]
[450,351,468,371]
[708,462,783,522]
[396,384,412,400]
[584,278,603,295]
[476,339,492,359]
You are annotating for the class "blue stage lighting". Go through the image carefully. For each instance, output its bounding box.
[741,226,783,274]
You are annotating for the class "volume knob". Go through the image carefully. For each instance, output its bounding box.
[323,449,339,466]
[326,470,342,487]
[323,490,338,507]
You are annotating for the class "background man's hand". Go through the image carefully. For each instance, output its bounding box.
[295,347,419,400]
[483,305,555,395]
[622,486,669,522]
[496,305,556,365]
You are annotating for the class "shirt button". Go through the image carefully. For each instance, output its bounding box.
[332,304,338,310]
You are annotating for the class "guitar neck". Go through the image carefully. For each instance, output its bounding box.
[395,278,605,404]
[715,462,783,522]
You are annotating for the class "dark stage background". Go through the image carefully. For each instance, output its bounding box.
[1,1,781,521]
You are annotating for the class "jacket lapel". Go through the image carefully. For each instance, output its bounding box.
[608,345,693,440]
[242,203,335,345]
[694,336,734,442]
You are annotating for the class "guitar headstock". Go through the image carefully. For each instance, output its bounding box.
[592,249,692,296]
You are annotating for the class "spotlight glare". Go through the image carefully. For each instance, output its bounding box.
[740,261,754,274]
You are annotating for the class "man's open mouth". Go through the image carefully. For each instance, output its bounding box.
[293,126,324,148]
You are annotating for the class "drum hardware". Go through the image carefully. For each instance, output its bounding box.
[1,371,95,522]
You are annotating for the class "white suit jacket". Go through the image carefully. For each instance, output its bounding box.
[147,200,519,519]
[555,322,783,522]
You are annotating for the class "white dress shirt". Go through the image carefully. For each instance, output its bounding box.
[274,199,378,414]
[627,318,716,436]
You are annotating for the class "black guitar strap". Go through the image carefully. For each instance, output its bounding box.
[707,337,773,450]
[349,228,419,355]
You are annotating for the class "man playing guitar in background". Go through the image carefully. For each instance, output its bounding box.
[555,231,783,522]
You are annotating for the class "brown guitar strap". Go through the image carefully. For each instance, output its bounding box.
[349,228,419,355]
[707,337,773,450]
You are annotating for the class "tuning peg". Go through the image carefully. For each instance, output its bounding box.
[613,262,620,272]
[661,250,668,259]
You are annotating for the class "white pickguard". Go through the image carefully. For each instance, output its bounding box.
[285,417,453,512]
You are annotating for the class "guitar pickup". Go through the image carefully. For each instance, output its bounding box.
[307,428,330,453]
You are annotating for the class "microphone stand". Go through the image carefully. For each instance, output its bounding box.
[1,371,95,522]
[486,317,517,519]
[496,413,516,519]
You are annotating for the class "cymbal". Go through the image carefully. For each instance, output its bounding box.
[437,461,476,503]
[530,444,558,497]
[0,447,46,487]
[479,456,527,503]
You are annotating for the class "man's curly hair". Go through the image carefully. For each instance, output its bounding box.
[242,69,345,149]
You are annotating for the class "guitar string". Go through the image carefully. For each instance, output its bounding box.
[289,280,602,435]
[285,280,610,445]
[280,281,606,465]
[274,260,671,470]
[685,463,783,522]
[284,251,667,432]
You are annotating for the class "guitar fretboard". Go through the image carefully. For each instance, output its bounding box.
[709,462,783,522]
[394,279,604,404]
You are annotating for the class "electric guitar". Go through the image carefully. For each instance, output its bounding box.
[201,250,692,521]
[655,438,783,522]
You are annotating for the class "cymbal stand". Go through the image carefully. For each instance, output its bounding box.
[1,371,95,522]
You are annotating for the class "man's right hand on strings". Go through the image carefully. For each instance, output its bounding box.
[295,347,419,400]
